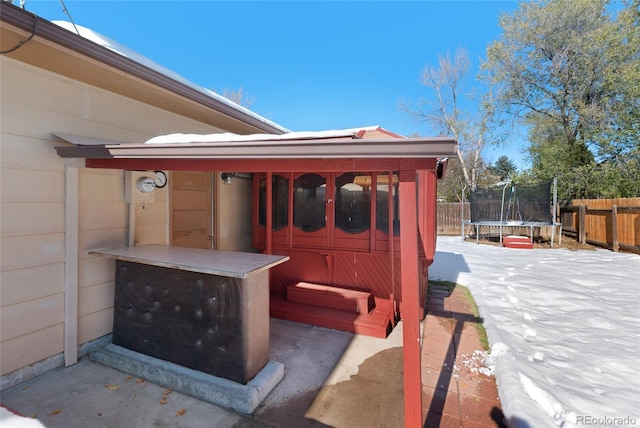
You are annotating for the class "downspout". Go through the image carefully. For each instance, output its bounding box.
[64,159,82,366]
[125,171,136,247]
[128,203,136,247]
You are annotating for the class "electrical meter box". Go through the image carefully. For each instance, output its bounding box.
[124,170,156,204]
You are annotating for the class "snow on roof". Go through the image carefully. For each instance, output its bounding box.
[143,125,410,145]
[51,20,290,134]
[144,129,362,144]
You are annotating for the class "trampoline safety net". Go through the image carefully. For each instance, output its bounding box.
[469,181,553,224]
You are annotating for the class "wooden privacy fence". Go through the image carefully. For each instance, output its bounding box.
[439,199,640,254]
[437,202,558,241]
[559,198,640,253]
[437,202,470,236]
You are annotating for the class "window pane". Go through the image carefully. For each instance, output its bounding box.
[258,175,288,230]
[376,172,400,236]
[335,172,370,234]
[293,174,326,232]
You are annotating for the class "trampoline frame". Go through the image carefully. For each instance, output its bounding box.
[462,178,563,247]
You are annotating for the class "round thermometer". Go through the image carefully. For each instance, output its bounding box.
[154,170,168,188]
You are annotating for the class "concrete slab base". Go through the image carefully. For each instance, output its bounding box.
[90,344,284,415]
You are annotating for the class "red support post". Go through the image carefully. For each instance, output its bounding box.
[399,170,422,428]
[266,172,273,254]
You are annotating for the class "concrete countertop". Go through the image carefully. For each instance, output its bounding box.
[89,245,289,279]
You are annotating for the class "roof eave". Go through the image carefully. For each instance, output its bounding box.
[54,137,458,160]
[0,2,287,135]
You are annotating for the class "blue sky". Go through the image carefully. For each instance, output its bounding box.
[26,0,527,167]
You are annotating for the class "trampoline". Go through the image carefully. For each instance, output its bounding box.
[463,179,562,246]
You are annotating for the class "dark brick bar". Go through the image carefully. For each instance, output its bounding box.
[90,245,288,384]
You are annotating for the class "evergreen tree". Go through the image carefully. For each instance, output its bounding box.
[493,155,517,181]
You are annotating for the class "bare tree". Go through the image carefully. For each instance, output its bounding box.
[406,48,503,191]
[221,87,256,109]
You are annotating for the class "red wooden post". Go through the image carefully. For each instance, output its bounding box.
[266,172,273,254]
[399,170,422,428]
[418,170,438,261]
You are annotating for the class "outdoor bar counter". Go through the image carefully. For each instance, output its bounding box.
[90,245,289,384]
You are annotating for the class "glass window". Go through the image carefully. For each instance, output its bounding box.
[376,172,400,236]
[335,172,370,234]
[293,173,326,232]
[258,174,288,230]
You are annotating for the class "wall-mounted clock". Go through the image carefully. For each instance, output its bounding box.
[154,170,168,188]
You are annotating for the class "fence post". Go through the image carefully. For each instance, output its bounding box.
[612,205,619,252]
[579,204,586,244]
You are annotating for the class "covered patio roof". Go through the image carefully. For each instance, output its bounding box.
[53,131,458,172]
[54,132,457,428]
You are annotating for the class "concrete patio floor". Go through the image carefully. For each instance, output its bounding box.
[1,283,505,428]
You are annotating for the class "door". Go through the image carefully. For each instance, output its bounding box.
[170,171,214,249]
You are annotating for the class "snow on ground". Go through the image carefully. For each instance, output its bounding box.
[429,236,640,428]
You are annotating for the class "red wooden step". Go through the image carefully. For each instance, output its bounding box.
[270,294,393,338]
[503,235,534,249]
[287,282,375,314]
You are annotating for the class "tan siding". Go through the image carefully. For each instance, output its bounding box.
[78,309,113,345]
[224,233,253,252]
[78,170,125,203]
[0,99,143,146]
[1,65,89,118]
[1,169,65,203]
[225,215,253,235]
[134,184,169,245]
[1,60,69,376]
[0,55,236,378]
[0,233,65,271]
[78,228,128,257]
[136,223,168,245]
[79,202,128,231]
[0,264,65,306]
[1,60,219,141]
[78,283,115,317]
[1,202,65,236]
[78,257,115,288]
[0,136,66,171]
[0,326,63,374]
[1,295,64,340]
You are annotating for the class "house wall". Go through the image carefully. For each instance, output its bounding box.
[216,173,254,252]
[0,57,234,381]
